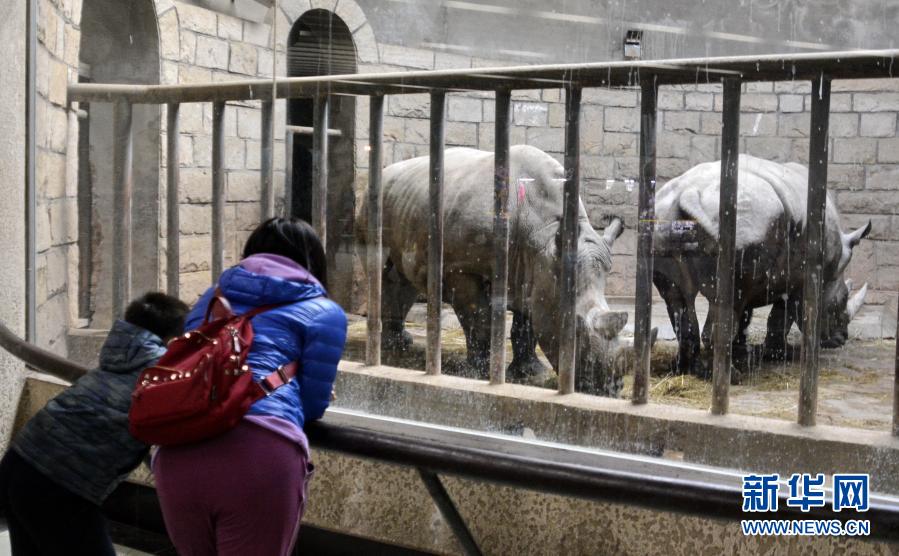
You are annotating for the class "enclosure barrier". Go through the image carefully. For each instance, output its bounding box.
[2,322,898,553]
[67,50,899,433]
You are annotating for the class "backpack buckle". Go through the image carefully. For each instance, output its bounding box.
[259,377,276,396]
[276,365,290,385]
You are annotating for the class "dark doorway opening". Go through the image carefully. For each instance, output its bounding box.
[287,9,358,307]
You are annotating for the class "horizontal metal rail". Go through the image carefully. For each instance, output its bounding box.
[69,50,899,104]
[3,326,898,542]
[309,409,899,542]
[285,124,342,137]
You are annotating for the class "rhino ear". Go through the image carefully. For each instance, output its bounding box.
[603,217,624,247]
[595,310,628,339]
[843,221,872,249]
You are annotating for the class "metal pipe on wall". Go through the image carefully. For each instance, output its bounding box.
[366,95,385,367]
[211,101,226,282]
[711,78,742,416]
[312,95,330,250]
[284,131,294,217]
[260,100,275,220]
[558,85,582,395]
[111,101,134,318]
[489,90,512,386]
[25,0,37,341]
[427,92,446,377]
[798,74,832,427]
[166,103,180,297]
[894,296,898,436]
[632,78,658,405]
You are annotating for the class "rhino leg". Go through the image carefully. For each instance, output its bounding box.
[508,312,548,382]
[653,271,702,376]
[763,294,800,361]
[732,307,754,370]
[446,272,492,378]
[381,257,418,352]
[700,304,751,383]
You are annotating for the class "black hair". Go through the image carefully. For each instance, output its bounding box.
[124,292,191,341]
[242,217,328,289]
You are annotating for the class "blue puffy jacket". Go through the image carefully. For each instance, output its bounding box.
[185,255,347,429]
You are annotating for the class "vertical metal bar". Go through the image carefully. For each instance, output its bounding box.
[489,90,512,386]
[632,78,658,405]
[166,103,180,297]
[112,101,134,318]
[427,92,446,377]
[77,105,93,319]
[284,131,294,217]
[312,95,330,249]
[65,105,79,321]
[25,0,36,340]
[366,95,385,367]
[211,101,226,282]
[417,469,483,556]
[798,73,832,427]
[711,77,742,416]
[558,85,582,395]
[260,100,275,219]
[894,296,899,436]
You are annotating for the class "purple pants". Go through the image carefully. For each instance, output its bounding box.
[154,421,313,556]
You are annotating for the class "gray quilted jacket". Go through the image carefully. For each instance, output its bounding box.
[11,320,164,505]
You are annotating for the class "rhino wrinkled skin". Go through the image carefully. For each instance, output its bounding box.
[358,145,629,396]
[653,154,871,377]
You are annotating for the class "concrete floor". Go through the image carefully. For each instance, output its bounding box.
[0,520,151,556]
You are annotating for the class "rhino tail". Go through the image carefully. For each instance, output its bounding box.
[677,187,719,238]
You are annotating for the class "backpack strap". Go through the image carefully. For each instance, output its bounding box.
[256,362,299,397]
[204,288,235,323]
[205,289,301,324]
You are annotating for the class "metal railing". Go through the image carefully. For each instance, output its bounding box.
[2,321,899,551]
[66,49,899,432]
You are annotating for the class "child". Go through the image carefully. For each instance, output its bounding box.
[0,292,190,555]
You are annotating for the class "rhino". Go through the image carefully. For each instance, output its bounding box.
[357,145,630,395]
[652,154,870,376]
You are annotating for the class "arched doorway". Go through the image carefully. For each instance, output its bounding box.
[78,0,160,327]
[287,9,357,307]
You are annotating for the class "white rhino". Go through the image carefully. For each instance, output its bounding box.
[653,154,870,376]
[358,145,629,395]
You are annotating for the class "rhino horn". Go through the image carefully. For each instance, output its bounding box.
[845,279,853,291]
[593,310,628,339]
[650,326,659,347]
[846,282,868,320]
[602,217,624,247]
[842,221,872,249]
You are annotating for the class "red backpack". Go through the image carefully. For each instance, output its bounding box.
[129,290,298,446]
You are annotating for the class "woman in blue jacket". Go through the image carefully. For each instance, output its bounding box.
[153,217,348,556]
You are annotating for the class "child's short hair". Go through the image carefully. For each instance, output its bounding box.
[124,292,191,341]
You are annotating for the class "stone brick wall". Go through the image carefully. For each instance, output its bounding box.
[34,0,83,354]
[161,1,293,302]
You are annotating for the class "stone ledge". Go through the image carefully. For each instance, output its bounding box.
[334,361,899,494]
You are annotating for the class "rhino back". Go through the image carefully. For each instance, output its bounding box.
[656,155,811,251]
[654,155,847,304]
[374,145,575,287]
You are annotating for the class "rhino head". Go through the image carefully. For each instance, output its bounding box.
[571,218,630,396]
[820,221,871,348]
